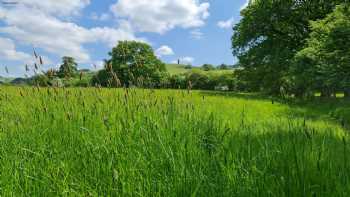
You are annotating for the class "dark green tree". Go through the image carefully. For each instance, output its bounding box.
[202,64,215,71]
[294,4,350,98]
[232,0,345,95]
[107,41,167,88]
[218,64,229,70]
[58,56,78,78]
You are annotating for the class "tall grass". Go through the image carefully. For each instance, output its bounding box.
[0,86,349,196]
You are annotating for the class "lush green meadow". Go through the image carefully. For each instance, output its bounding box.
[0,86,349,196]
[166,64,233,75]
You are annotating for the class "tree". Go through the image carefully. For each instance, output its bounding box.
[218,64,229,70]
[294,4,350,98]
[31,74,50,87]
[202,64,215,71]
[107,41,167,88]
[184,65,192,69]
[58,56,78,78]
[232,0,346,95]
[186,72,210,89]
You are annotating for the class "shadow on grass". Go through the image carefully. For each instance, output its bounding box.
[285,98,350,129]
[199,91,271,101]
[199,91,350,129]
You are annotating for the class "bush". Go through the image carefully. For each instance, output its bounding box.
[184,65,192,69]
[164,71,241,91]
[187,72,211,89]
[91,69,112,87]
[202,64,215,71]
[31,75,50,87]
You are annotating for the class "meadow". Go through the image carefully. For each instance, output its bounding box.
[0,86,349,196]
[165,64,233,75]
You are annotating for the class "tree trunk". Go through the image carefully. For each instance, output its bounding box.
[321,89,332,98]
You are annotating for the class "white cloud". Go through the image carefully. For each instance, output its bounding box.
[0,4,141,63]
[18,0,90,16]
[155,45,174,57]
[190,29,203,39]
[0,37,32,63]
[174,57,194,65]
[217,17,234,29]
[110,0,210,34]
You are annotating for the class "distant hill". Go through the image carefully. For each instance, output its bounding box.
[166,64,190,74]
[0,76,13,84]
[11,78,30,85]
[166,64,234,75]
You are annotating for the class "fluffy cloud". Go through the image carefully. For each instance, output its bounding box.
[173,57,194,65]
[217,17,234,29]
[110,0,210,33]
[155,45,174,57]
[0,4,141,63]
[18,0,90,16]
[0,37,32,63]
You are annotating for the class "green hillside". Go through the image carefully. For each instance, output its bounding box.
[166,64,234,75]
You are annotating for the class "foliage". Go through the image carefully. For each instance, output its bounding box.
[232,0,346,95]
[184,64,192,69]
[91,69,110,87]
[164,71,241,91]
[293,4,350,98]
[31,74,50,87]
[218,64,230,70]
[57,56,78,78]
[202,64,215,71]
[103,41,167,88]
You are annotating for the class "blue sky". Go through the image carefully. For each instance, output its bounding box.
[0,0,248,77]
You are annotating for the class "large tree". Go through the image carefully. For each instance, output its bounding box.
[58,56,78,78]
[294,4,350,98]
[102,41,167,88]
[232,0,345,95]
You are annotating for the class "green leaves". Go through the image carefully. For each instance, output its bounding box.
[97,41,167,88]
[294,4,350,97]
[232,0,346,96]
[58,56,78,79]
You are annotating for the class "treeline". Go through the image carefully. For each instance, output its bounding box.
[232,0,350,98]
[25,41,240,91]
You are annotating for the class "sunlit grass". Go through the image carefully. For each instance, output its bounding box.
[0,86,349,196]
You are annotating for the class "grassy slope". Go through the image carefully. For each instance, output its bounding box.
[166,64,234,75]
[0,87,349,196]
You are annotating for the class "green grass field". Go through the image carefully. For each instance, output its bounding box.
[0,86,349,196]
[166,64,233,75]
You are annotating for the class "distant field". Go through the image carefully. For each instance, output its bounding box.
[166,64,234,75]
[0,65,232,85]
[0,86,349,196]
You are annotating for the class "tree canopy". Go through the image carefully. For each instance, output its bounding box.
[95,41,167,88]
[232,0,346,95]
[293,4,350,98]
[58,56,78,78]
[202,64,215,71]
